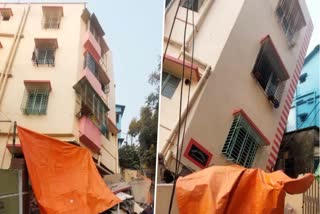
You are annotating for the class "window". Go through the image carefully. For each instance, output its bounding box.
[0,8,13,21]
[252,36,289,108]
[184,138,212,168]
[84,52,98,76]
[161,71,180,98]
[180,0,205,12]
[276,0,306,45]
[21,82,51,115]
[32,38,58,66]
[73,78,109,136]
[299,73,307,83]
[42,6,63,29]
[43,16,61,29]
[166,0,172,8]
[222,111,265,168]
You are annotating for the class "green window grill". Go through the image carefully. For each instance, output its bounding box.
[222,114,264,168]
[21,85,50,115]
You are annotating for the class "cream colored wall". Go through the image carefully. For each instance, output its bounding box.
[0,3,119,173]
[161,0,312,171]
[0,3,84,134]
[104,50,119,173]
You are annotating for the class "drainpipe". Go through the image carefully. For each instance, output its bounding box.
[0,4,30,109]
[161,65,212,156]
[0,8,25,89]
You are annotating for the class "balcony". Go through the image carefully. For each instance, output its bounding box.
[83,52,110,96]
[79,115,102,153]
[80,67,104,97]
[83,30,101,63]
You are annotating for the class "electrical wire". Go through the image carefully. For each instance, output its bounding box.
[168,0,190,213]
[177,0,195,175]
[163,0,183,62]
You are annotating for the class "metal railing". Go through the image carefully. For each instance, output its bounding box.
[303,179,319,213]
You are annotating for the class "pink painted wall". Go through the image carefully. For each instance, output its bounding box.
[79,116,101,153]
[83,30,101,63]
[80,67,104,97]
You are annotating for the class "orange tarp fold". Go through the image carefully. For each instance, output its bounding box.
[17,126,121,214]
[176,165,314,214]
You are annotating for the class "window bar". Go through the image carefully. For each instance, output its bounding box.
[236,127,249,164]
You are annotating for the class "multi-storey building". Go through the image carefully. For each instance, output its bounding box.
[116,104,125,146]
[158,0,314,209]
[0,2,119,175]
[276,44,319,177]
[158,0,314,212]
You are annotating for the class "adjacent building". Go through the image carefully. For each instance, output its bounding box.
[159,0,313,179]
[276,45,319,177]
[116,104,125,146]
[0,2,119,175]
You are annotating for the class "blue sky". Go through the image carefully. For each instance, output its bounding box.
[86,1,164,135]
[306,0,320,53]
[3,0,318,136]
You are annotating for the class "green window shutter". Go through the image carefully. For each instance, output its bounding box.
[222,114,263,168]
[23,86,49,115]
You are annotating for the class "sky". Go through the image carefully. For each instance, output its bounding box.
[2,0,318,136]
[306,0,320,53]
[86,1,164,135]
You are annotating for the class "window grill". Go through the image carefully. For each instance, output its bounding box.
[275,0,306,46]
[222,114,263,168]
[43,16,61,29]
[32,49,55,66]
[21,84,50,115]
[252,36,288,108]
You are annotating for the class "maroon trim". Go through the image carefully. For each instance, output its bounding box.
[232,109,271,145]
[183,138,213,169]
[24,80,52,91]
[274,139,280,148]
[0,41,2,48]
[272,146,278,154]
[164,54,201,81]
[270,152,277,161]
[266,165,272,172]
[260,35,289,79]
[268,158,275,165]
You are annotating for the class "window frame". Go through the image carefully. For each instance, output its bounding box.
[275,0,306,46]
[184,138,213,169]
[252,36,289,108]
[21,83,51,115]
[180,0,205,12]
[161,71,181,99]
[222,109,269,168]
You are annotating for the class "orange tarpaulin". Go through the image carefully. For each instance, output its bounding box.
[176,165,314,214]
[17,126,121,214]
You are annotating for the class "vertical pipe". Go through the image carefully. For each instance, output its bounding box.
[12,121,17,158]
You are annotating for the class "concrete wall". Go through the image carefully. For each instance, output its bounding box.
[160,0,313,172]
[0,3,119,173]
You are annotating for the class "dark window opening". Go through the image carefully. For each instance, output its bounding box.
[276,0,306,45]
[188,144,209,167]
[2,15,10,21]
[298,112,308,122]
[180,0,204,12]
[252,36,288,108]
[299,73,307,83]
